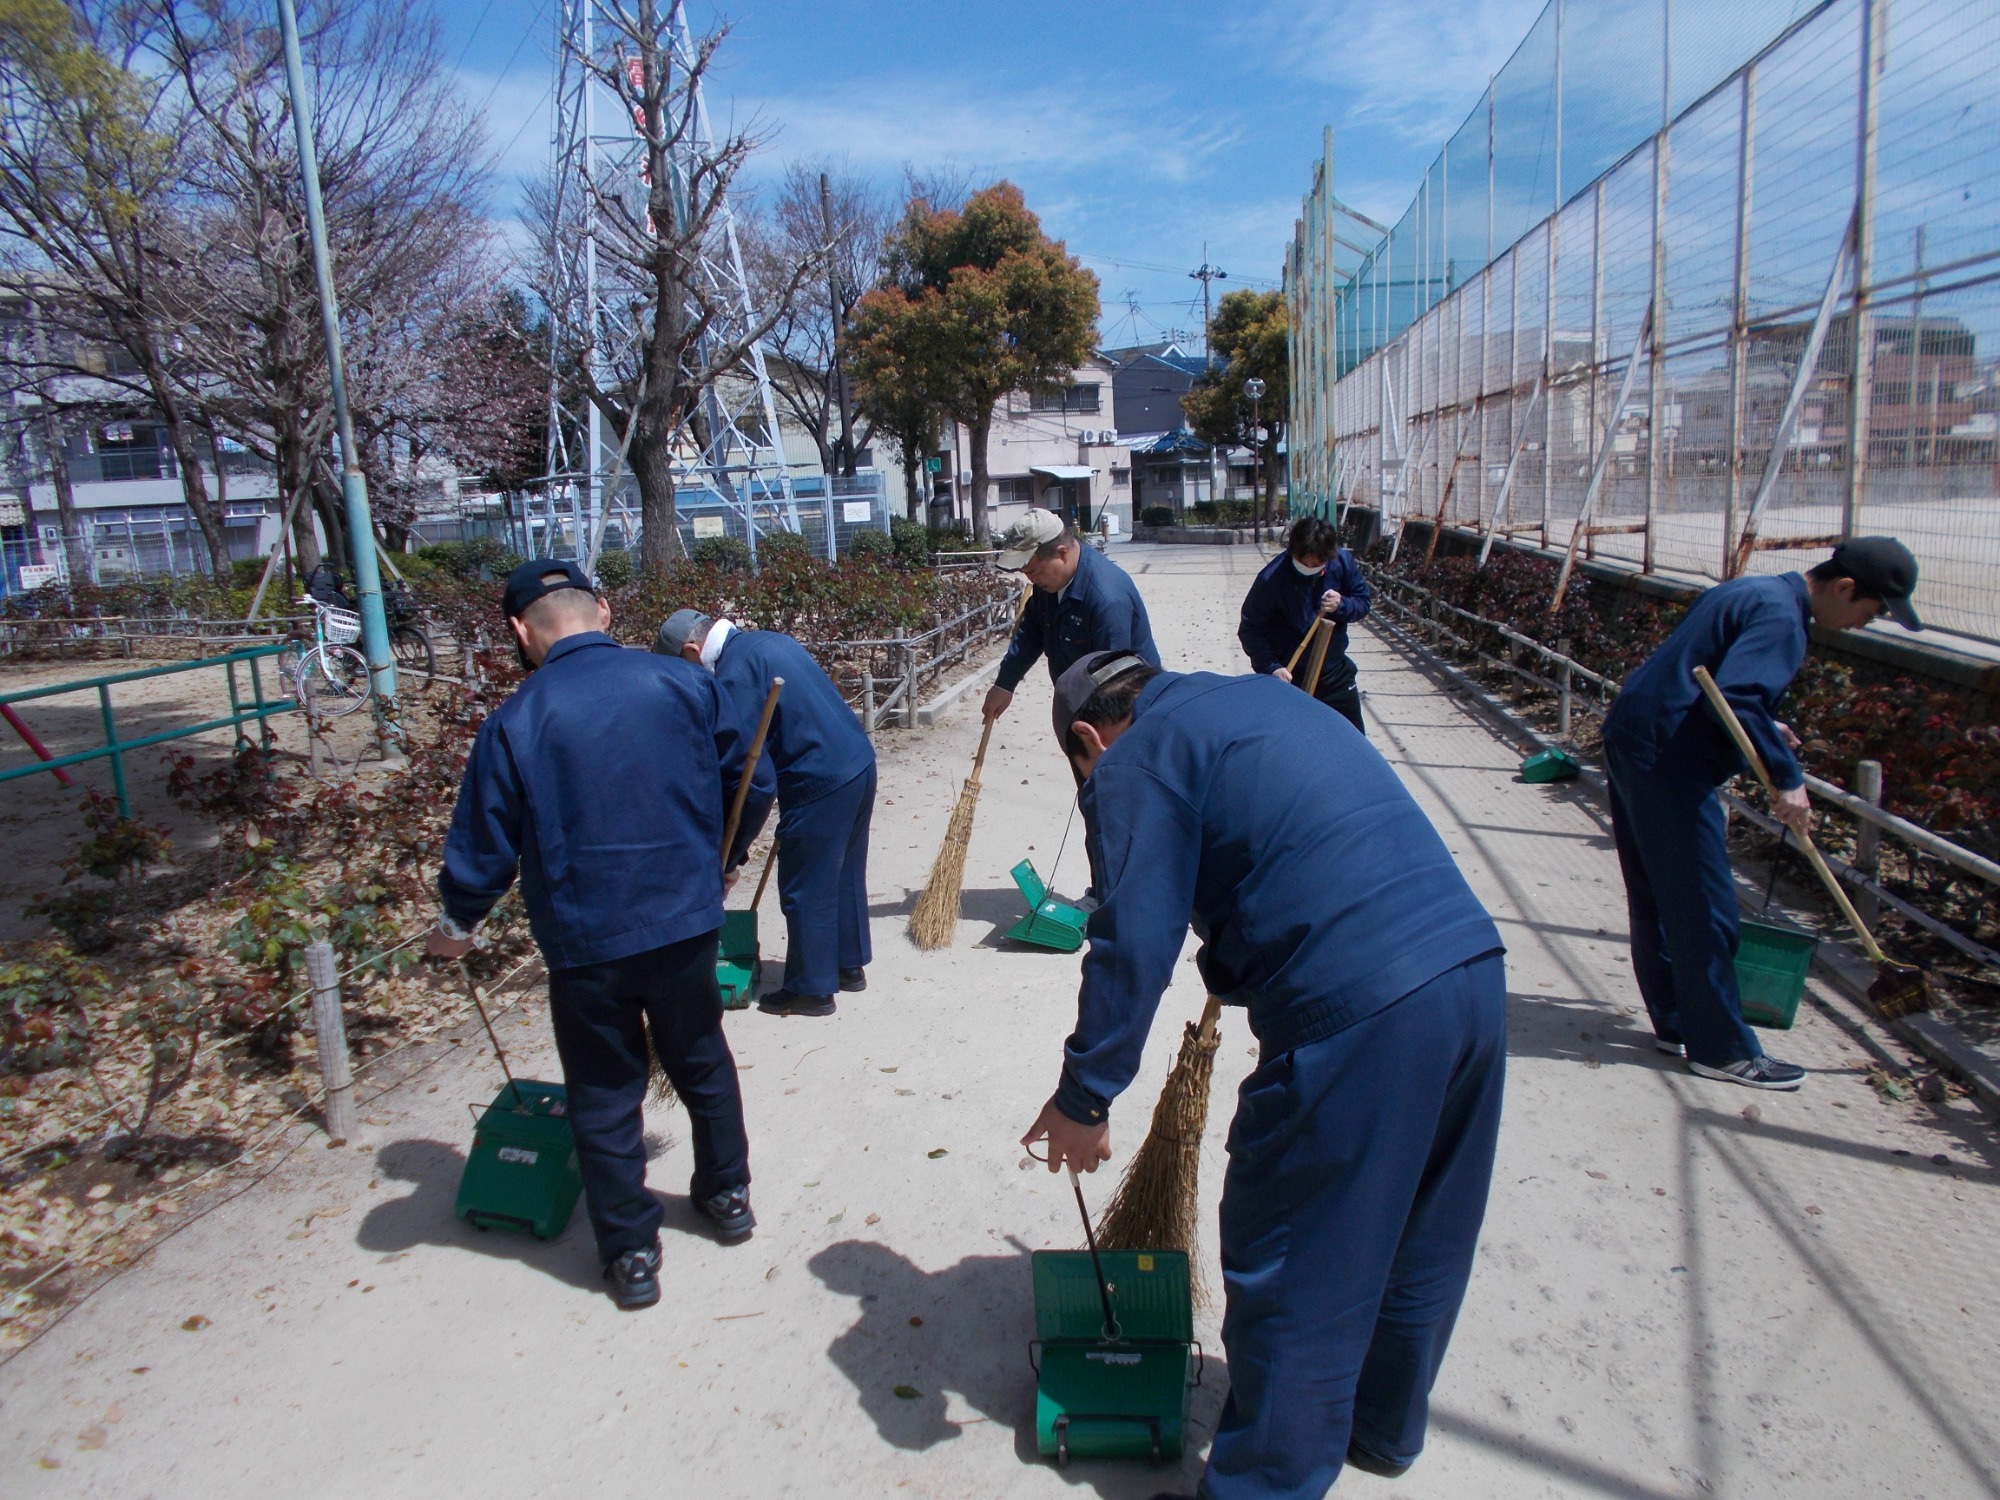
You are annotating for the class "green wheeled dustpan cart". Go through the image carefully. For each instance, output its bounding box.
[1009,860,1091,953]
[454,1079,584,1239]
[1030,1247,1202,1466]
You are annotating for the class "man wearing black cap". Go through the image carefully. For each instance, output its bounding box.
[655,608,876,1018]
[1602,537,1922,1091]
[1021,649,1508,1497]
[427,561,775,1310]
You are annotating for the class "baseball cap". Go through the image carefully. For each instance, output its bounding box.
[1052,650,1153,747]
[501,558,595,619]
[995,508,1069,570]
[652,608,713,656]
[1830,537,1922,630]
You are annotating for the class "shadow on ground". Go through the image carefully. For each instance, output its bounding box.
[808,1237,1224,1497]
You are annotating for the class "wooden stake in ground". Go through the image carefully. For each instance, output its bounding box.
[1692,665,1930,1017]
[908,716,997,950]
[1094,995,1223,1305]
[652,677,785,1102]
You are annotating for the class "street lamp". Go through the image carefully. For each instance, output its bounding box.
[1243,377,1267,545]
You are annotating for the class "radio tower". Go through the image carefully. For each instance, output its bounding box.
[542,0,798,564]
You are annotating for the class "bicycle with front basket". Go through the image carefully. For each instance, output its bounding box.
[281,597,374,718]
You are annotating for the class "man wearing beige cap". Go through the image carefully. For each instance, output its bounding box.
[982,508,1160,736]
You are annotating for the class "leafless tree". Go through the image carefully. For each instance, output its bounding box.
[557,0,825,573]
[742,160,887,478]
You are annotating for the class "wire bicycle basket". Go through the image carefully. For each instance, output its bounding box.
[319,605,362,646]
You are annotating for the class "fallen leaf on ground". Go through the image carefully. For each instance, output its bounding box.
[180,1314,210,1332]
[1741,1104,1761,1123]
[1585,1170,1608,1180]
[865,1213,881,1225]
[77,1426,106,1450]
[86,1184,113,1201]
[1805,1205,1823,1216]
[894,1385,921,1400]
[927,1148,948,1159]
[909,1316,924,1327]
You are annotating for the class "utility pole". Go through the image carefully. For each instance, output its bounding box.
[275,0,397,717]
[1189,244,1228,370]
[820,172,855,475]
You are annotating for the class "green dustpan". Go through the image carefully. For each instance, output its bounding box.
[717,909,761,1009]
[1008,861,1091,952]
[455,1080,583,1239]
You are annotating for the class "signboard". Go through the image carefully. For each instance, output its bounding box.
[0,500,24,527]
[924,457,942,473]
[841,501,873,524]
[691,515,725,538]
[17,564,59,590]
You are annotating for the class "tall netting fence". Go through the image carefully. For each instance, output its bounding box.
[1285,0,2000,644]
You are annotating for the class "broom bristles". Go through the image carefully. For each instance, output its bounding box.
[908,773,983,949]
[1095,1006,1222,1305]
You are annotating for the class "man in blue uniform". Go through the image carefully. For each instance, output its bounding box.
[1021,650,1507,1497]
[1602,537,1921,1091]
[428,561,775,1311]
[1238,515,1373,733]
[656,610,876,1019]
[982,508,1161,736]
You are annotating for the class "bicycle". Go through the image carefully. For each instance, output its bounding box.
[282,598,374,718]
[389,616,435,692]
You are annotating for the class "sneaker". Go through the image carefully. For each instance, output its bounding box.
[1688,1054,1805,1091]
[1655,1037,1687,1057]
[1346,1441,1412,1479]
[839,967,868,993]
[693,1184,755,1242]
[603,1242,662,1310]
[759,989,835,1017]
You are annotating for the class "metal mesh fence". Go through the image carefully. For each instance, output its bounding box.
[1285,0,2000,642]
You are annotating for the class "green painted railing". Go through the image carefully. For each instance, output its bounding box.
[0,644,299,816]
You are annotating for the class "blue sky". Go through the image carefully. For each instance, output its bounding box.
[445,0,1549,344]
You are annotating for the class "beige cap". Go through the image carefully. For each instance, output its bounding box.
[995,508,1068,570]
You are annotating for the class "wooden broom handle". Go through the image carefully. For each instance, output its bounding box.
[1692,666,1887,962]
[1197,994,1222,1042]
[1302,617,1334,697]
[968,714,996,784]
[751,840,778,910]
[721,677,783,871]
[1282,620,1317,676]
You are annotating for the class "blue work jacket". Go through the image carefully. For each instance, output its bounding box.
[713,628,874,805]
[1603,573,1811,790]
[1053,671,1503,1124]
[438,632,776,970]
[1238,548,1373,676]
[994,545,1160,693]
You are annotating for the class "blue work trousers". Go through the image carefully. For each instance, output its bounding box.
[776,765,875,996]
[546,931,749,1262]
[1604,746,1762,1067]
[1202,952,1507,1499]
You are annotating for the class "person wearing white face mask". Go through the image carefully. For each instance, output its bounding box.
[1237,516,1374,733]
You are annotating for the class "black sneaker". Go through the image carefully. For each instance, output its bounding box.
[693,1184,755,1241]
[1689,1054,1805,1090]
[1346,1441,1412,1479]
[759,989,835,1017]
[839,967,868,993]
[603,1242,662,1310]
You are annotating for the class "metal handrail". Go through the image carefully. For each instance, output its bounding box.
[1374,572,2000,891]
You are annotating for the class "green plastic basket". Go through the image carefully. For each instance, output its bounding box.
[1030,1249,1198,1466]
[455,1080,583,1239]
[1736,918,1818,1030]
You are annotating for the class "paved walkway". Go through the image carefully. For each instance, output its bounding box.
[3,544,1996,1498]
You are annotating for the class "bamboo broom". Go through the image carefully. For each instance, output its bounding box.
[652,677,784,1102]
[1094,995,1224,1305]
[908,716,996,950]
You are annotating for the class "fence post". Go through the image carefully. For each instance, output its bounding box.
[1853,758,1883,929]
[901,629,919,730]
[305,940,356,1145]
[1557,638,1573,737]
[862,666,876,741]
[462,642,479,690]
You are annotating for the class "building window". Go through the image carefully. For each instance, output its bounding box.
[1028,384,1102,415]
[1110,467,1130,486]
[994,477,1035,506]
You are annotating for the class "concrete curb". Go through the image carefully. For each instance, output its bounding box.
[1367,616,2000,1114]
[915,654,1001,727]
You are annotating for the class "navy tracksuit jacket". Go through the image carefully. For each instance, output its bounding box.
[1237,548,1372,731]
[439,631,776,1260]
[711,629,876,997]
[1602,573,1814,1065]
[995,545,1161,727]
[1059,671,1506,1497]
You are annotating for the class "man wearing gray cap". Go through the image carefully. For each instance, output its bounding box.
[657,609,876,1018]
[982,507,1160,736]
[1602,536,1923,1091]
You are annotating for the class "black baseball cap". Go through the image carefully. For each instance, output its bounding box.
[1052,650,1153,747]
[1829,537,1922,630]
[501,558,595,619]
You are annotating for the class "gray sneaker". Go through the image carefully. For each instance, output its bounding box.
[1689,1054,1804,1090]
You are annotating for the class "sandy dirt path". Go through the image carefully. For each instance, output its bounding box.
[2,544,1996,1498]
